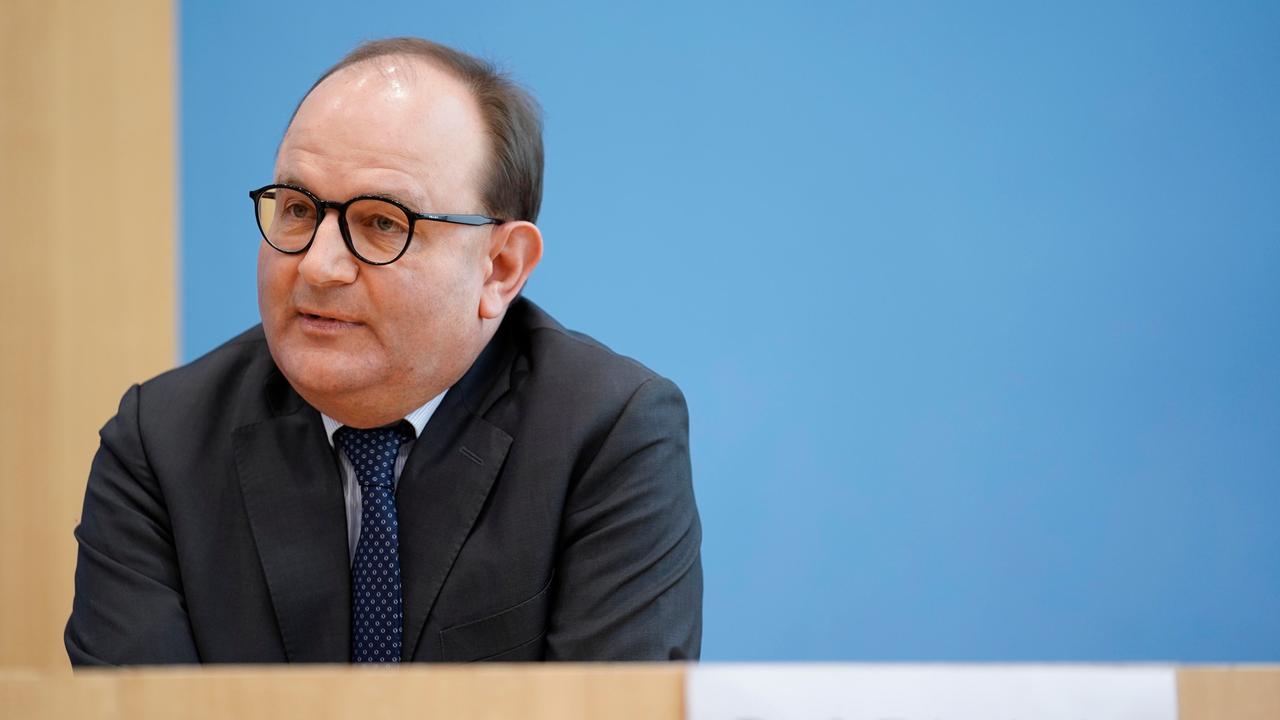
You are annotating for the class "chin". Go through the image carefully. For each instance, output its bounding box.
[269,341,387,407]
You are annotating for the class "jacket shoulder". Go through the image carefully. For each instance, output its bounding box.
[513,299,671,396]
[130,325,278,434]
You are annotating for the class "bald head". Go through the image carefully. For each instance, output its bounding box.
[285,37,543,222]
[281,57,491,214]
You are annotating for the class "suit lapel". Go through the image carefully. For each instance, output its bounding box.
[233,398,350,662]
[396,386,512,661]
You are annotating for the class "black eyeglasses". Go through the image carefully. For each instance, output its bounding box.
[249,183,506,265]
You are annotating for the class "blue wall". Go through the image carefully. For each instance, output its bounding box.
[182,2,1280,660]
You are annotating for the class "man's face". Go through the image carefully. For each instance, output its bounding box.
[258,58,494,426]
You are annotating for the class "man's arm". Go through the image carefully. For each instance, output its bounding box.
[65,384,200,666]
[545,376,703,660]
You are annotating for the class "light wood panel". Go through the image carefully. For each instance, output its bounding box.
[0,665,685,720]
[1178,666,1280,720]
[0,0,176,669]
[6,666,1280,719]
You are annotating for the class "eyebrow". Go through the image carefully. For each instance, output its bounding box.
[276,175,427,210]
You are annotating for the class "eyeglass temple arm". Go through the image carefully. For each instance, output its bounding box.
[419,213,505,226]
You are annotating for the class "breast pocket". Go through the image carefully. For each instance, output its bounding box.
[438,573,554,662]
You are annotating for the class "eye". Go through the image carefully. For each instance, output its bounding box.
[283,200,314,220]
[363,211,408,235]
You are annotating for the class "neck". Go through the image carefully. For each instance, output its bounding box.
[299,383,445,429]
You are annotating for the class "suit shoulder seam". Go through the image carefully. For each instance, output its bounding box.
[525,325,661,381]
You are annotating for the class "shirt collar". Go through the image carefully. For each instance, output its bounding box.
[320,389,449,447]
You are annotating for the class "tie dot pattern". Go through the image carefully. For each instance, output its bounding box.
[335,423,412,663]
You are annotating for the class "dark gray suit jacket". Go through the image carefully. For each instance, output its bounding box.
[65,298,701,664]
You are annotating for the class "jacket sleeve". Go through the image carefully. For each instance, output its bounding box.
[545,376,703,660]
[65,384,200,666]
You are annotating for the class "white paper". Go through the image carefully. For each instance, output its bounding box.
[688,664,1177,720]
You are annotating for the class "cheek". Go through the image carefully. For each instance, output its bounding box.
[405,240,484,302]
[257,247,297,320]
[374,254,481,344]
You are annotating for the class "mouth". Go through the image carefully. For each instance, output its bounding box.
[296,308,363,331]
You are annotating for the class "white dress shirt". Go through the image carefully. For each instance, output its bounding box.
[321,390,448,563]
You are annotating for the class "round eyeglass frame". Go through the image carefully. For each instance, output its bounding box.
[248,183,506,266]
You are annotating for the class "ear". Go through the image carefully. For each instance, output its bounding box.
[479,220,543,320]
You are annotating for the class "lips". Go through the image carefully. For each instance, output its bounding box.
[297,307,361,324]
[296,307,363,332]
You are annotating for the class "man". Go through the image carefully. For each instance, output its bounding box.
[65,37,701,664]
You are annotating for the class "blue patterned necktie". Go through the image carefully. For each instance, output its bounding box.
[335,422,413,663]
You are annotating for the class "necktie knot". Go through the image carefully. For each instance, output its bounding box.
[334,422,412,491]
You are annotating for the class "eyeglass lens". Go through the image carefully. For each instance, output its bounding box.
[255,187,412,264]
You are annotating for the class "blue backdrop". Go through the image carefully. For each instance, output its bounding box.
[181,1,1280,660]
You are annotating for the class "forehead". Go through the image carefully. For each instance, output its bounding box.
[276,57,489,207]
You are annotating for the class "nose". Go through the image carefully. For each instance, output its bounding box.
[297,208,358,286]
